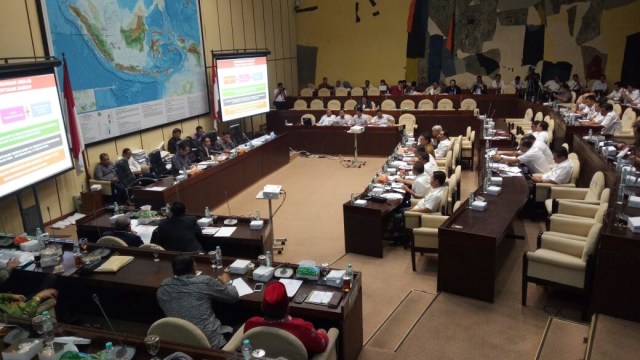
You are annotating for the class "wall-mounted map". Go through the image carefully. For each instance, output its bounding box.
[40,0,209,144]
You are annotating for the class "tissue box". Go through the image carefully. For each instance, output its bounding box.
[250,220,264,230]
[471,201,488,211]
[354,199,367,207]
[20,240,42,252]
[371,187,384,196]
[349,125,364,133]
[253,266,275,282]
[296,266,320,281]
[229,259,251,275]
[490,177,503,185]
[325,270,346,288]
[628,216,640,233]
[197,218,213,227]
[3,339,43,360]
[629,196,640,208]
[486,186,502,195]
[90,184,102,192]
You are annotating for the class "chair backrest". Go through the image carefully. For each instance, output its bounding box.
[300,113,316,125]
[115,158,136,188]
[562,143,569,151]
[139,243,165,250]
[367,87,380,96]
[350,87,364,96]
[599,188,611,204]
[418,99,434,110]
[148,317,211,348]
[381,99,396,110]
[437,99,453,110]
[569,157,580,185]
[242,326,308,360]
[309,99,324,109]
[453,201,462,212]
[620,108,636,131]
[501,84,516,94]
[459,98,477,110]
[421,214,449,228]
[300,88,313,97]
[148,149,167,177]
[317,88,331,97]
[586,171,605,201]
[293,99,307,109]
[439,186,449,215]
[327,99,341,110]
[465,126,472,139]
[455,165,461,189]
[613,103,622,118]
[398,114,417,136]
[97,236,128,247]
[534,112,543,121]
[400,99,415,110]
[524,108,534,121]
[344,99,357,110]
[582,223,603,261]
[334,87,348,96]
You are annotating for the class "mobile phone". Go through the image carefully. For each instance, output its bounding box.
[253,283,264,292]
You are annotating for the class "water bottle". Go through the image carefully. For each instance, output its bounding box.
[468,192,475,208]
[215,246,223,269]
[265,250,272,267]
[41,311,55,345]
[36,227,45,249]
[588,129,593,140]
[255,210,260,220]
[113,202,119,214]
[104,342,114,360]
[343,264,353,292]
[204,206,211,218]
[241,339,252,360]
[346,263,353,278]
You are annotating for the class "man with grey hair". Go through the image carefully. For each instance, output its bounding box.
[431,125,443,147]
[104,215,143,247]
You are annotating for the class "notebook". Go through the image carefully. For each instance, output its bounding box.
[94,256,134,272]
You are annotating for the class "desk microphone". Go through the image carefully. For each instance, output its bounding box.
[242,133,254,148]
[92,293,136,359]
[223,190,237,225]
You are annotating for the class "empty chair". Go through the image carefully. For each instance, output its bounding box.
[317,88,331,97]
[398,113,417,136]
[148,317,211,348]
[459,98,477,111]
[400,99,416,110]
[367,87,380,96]
[300,113,316,125]
[344,99,358,110]
[300,88,314,97]
[139,243,165,250]
[327,99,341,110]
[437,98,454,110]
[461,131,475,169]
[544,171,606,214]
[292,99,307,109]
[149,149,171,178]
[547,200,608,228]
[309,99,324,109]
[334,87,348,96]
[501,84,516,94]
[350,87,364,96]
[614,108,637,143]
[418,98,434,110]
[97,236,128,247]
[410,214,449,271]
[381,99,396,110]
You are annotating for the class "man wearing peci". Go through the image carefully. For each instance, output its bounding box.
[151,202,203,252]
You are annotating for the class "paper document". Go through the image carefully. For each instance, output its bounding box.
[146,187,167,191]
[279,279,304,297]
[306,291,334,305]
[232,278,254,297]
[132,225,157,244]
[202,227,221,235]
[326,270,345,281]
[214,227,236,237]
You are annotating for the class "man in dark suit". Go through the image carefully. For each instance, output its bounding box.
[151,202,203,252]
[444,79,461,94]
[105,215,143,247]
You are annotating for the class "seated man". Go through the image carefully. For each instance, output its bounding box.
[167,128,182,154]
[471,79,488,94]
[217,132,237,153]
[532,121,550,145]
[532,147,573,184]
[578,95,598,118]
[171,142,199,176]
[620,83,640,106]
[425,81,441,95]
[599,102,621,135]
[566,74,583,92]
[333,109,352,126]
[317,109,336,126]
[396,161,431,199]
[350,108,369,126]
[194,126,206,141]
[358,97,374,110]
[553,84,572,103]
[444,80,461,95]
[495,134,554,169]
[157,255,239,349]
[606,81,623,102]
[591,75,608,96]
[118,148,143,177]
[491,74,505,90]
[494,139,549,174]
[407,171,446,214]
[94,153,127,204]
[244,282,329,354]
[0,288,57,318]
[431,125,442,147]
[104,215,143,247]
[543,76,561,94]
[151,202,203,252]
[370,109,392,126]
[434,131,451,158]
[196,135,218,161]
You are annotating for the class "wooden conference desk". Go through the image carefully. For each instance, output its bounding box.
[10,246,363,360]
[132,133,289,213]
[75,208,274,258]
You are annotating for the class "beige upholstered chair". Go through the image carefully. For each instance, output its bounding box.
[461,130,475,169]
[613,103,622,117]
[327,99,341,110]
[381,99,396,110]
[410,214,449,271]
[367,87,380,96]
[350,87,364,96]
[139,243,165,250]
[446,173,457,214]
[300,88,314,97]
[501,84,516,94]
[317,88,331,97]
[506,108,533,124]
[398,114,417,136]
[148,317,211,348]
[344,99,357,110]
[547,201,608,228]
[292,99,307,109]
[309,99,324,109]
[459,98,477,111]
[614,108,637,143]
[300,113,316,125]
[534,111,544,121]
[223,324,339,360]
[418,99,434,110]
[533,156,581,203]
[436,150,452,176]
[543,171,605,213]
[97,236,128,247]
[437,98,454,110]
[400,99,416,110]
[334,87,348,96]
[89,177,113,197]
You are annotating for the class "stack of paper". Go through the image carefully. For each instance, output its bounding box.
[214,227,236,237]
[279,279,303,297]
[202,227,221,235]
[306,290,334,305]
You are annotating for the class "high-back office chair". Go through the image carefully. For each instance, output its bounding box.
[149,150,171,178]
[418,99,434,110]
[459,98,477,111]
[334,87,348,96]
[614,108,637,143]
[501,84,516,94]
[410,214,449,271]
[400,99,415,110]
[139,243,165,250]
[350,87,364,96]
[381,99,396,110]
[398,114,417,137]
[437,99,453,110]
[300,88,314,97]
[344,99,358,110]
[543,171,606,214]
[366,87,380,96]
[293,99,308,109]
[300,114,316,125]
[317,88,331,97]
[97,236,128,247]
[546,200,608,230]
[310,99,324,109]
[148,317,211,349]
[461,131,475,169]
[327,100,341,111]
[533,156,582,203]
[114,158,156,204]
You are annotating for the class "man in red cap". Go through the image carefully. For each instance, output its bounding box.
[244,282,329,354]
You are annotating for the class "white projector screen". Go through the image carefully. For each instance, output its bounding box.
[216,56,270,122]
[0,71,74,199]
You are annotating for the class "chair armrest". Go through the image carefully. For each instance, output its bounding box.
[221,324,246,352]
[549,217,597,237]
[410,199,419,206]
[540,234,585,258]
[89,179,112,196]
[404,211,422,229]
[549,187,589,200]
[536,183,576,202]
[556,201,600,218]
[420,214,449,228]
[312,328,340,360]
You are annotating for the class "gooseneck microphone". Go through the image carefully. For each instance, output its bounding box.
[93,293,136,359]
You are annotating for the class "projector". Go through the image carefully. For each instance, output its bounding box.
[349,125,364,133]
[263,184,282,199]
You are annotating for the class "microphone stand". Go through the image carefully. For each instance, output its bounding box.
[93,294,136,360]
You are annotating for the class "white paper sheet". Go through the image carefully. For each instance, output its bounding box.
[232,278,254,297]
[202,227,221,235]
[279,279,304,297]
[214,227,236,237]
[306,291,334,305]
[132,225,158,244]
[146,187,167,191]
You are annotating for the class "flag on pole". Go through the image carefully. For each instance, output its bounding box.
[445,5,455,52]
[63,57,84,173]
[211,54,219,125]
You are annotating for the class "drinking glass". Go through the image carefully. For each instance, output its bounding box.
[153,249,160,262]
[79,238,88,253]
[32,315,45,335]
[144,335,160,360]
[208,251,217,268]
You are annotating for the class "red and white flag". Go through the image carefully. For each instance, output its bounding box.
[211,55,220,126]
[63,58,84,173]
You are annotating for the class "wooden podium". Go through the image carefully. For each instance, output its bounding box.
[81,191,103,213]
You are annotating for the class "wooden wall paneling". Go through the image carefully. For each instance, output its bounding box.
[276,60,286,89]
[267,61,277,105]
[25,0,45,56]
[283,59,294,97]
[271,0,284,60]
[217,0,234,50]
[280,0,291,59]
[198,115,215,133]
[115,134,144,154]
[201,0,222,55]
[0,196,23,234]
[140,128,165,154]
[181,118,201,139]
[230,0,246,49]
[242,0,257,49]
[0,1,35,58]
[55,170,82,215]
[263,0,276,60]
[253,0,267,49]
[36,179,62,222]
[287,0,297,57]
[291,56,299,96]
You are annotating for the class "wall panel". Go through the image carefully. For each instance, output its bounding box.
[271,0,284,60]
[263,0,277,60]
[230,0,246,49]
[218,0,234,50]
[253,0,267,49]
[242,0,257,49]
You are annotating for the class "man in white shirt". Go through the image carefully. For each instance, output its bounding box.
[431,125,442,147]
[620,83,640,106]
[497,134,554,169]
[370,109,392,126]
[317,109,336,126]
[511,76,526,90]
[566,74,583,92]
[434,131,451,158]
[532,147,573,184]
[119,148,142,176]
[543,76,561,93]
[350,108,369,126]
[591,75,608,96]
[606,81,623,102]
[397,162,430,199]
[334,110,352,126]
[409,171,446,213]
[599,102,621,135]
[578,95,597,118]
[491,74,505,90]
[425,81,442,95]
[531,121,550,145]
[494,139,549,174]
[273,82,287,110]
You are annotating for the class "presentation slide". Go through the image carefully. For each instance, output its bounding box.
[216,56,270,121]
[0,73,74,199]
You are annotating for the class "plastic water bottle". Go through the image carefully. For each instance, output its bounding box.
[36,227,45,249]
[113,202,119,214]
[241,339,252,360]
[346,263,353,278]
[468,192,475,208]
[104,342,114,360]
[588,129,593,140]
[215,246,223,269]
[41,311,56,344]
[265,250,272,267]
[204,206,211,218]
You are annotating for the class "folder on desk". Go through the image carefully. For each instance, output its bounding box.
[94,256,134,272]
